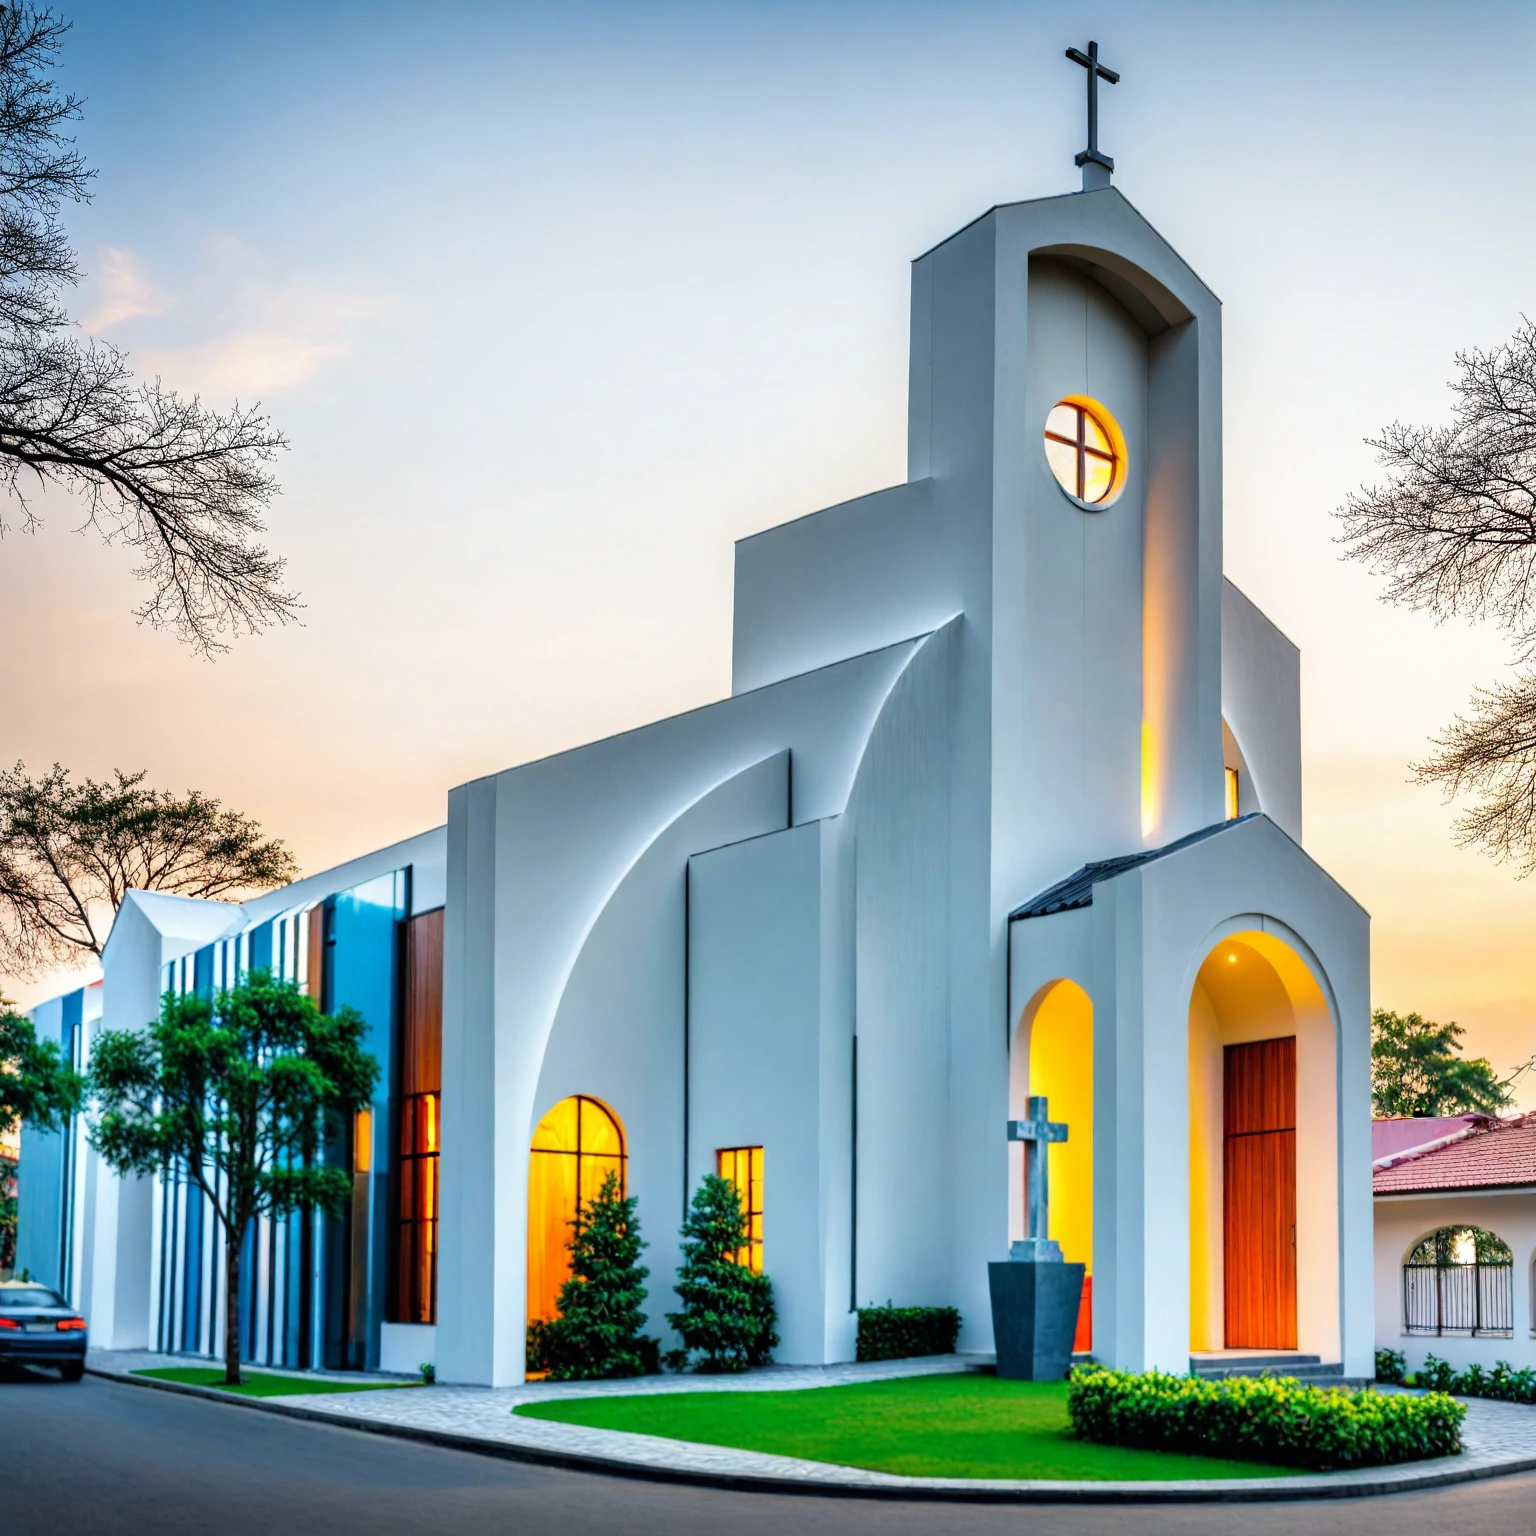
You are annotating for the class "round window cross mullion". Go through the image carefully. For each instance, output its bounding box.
[1044,398,1124,509]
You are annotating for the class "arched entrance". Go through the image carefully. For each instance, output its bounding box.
[526,1095,626,1330]
[1187,929,1337,1357]
[1014,979,1093,1348]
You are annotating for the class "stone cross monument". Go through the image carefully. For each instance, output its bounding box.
[990,1094,1086,1380]
[1008,1095,1068,1262]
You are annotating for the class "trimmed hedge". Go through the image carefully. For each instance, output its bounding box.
[1412,1353,1536,1404]
[1067,1367,1465,1472]
[855,1304,962,1362]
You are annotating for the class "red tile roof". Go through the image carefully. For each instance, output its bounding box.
[1374,1114,1536,1195]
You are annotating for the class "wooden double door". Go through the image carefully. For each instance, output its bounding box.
[1223,1036,1297,1349]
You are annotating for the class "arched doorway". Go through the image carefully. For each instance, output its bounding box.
[1014,979,1093,1348]
[526,1095,626,1330]
[1187,929,1337,1357]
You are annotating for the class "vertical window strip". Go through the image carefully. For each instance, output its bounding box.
[716,1146,764,1274]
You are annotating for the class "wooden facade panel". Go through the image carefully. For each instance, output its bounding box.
[1223,1036,1296,1136]
[403,908,444,1097]
[306,904,325,1005]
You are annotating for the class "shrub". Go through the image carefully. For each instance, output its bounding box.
[1375,1348,1406,1385]
[529,1170,658,1380]
[1067,1367,1464,1472]
[1408,1353,1536,1404]
[666,1173,778,1373]
[1414,1353,1457,1394]
[856,1304,962,1362]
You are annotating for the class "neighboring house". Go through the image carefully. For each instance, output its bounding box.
[1375,1115,1536,1370]
[20,151,1374,1385]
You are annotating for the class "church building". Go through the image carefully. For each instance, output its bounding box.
[19,93,1375,1385]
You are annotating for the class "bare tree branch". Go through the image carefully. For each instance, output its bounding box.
[1414,670,1536,873]
[1339,318,1536,869]
[0,4,296,653]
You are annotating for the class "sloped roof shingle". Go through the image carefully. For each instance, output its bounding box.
[1373,1115,1536,1195]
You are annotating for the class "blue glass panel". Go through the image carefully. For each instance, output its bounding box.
[14,993,75,1294]
[180,1185,203,1353]
[193,946,214,1000]
[249,921,274,977]
[320,870,408,1372]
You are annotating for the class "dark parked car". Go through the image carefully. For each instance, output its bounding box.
[0,1281,87,1380]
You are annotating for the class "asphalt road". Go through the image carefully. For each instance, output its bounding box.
[4,1365,1534,1536]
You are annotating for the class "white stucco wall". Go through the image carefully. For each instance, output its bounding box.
[531,753,790,1352]
[440,633,934,1385]
[1375,1192,1536,1371]
[1221,578,1302,842]
[688,817,854,1364]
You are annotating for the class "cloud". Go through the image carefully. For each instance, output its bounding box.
[140,331,349,396]
[88,235,393,398]
[80,246,172,331]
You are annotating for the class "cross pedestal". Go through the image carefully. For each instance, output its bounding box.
[988,1095,1086,1381]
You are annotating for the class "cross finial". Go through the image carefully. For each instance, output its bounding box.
[1065,39,1120,192]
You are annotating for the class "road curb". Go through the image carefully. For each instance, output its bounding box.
[83,1364,1536,1505]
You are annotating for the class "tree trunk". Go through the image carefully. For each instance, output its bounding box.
[223,1226,243,1386]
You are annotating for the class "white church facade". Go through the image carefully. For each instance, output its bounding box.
[18,175,1375,1385]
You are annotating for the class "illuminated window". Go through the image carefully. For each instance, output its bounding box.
[396,1094,438,1324]
[1044,400,1122,506]
[393,908,442,1326]
[527,1096,626,1329]
[716,1146,764,1273]
[1225,766,1240,822]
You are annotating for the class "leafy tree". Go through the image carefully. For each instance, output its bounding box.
[0,762,297,977]
[0,998,84,1137]
[1338,319,1536,869]
[1371,1007,1513,1118]
[89,972,377,1385]
[1407,1225,1512,1267]
[0,1152,15,1271]
[528,1169,656,1380]
[0,5,293,654]
[666,1172,777,1373]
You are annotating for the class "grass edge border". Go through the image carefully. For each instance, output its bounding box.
[81,1363,1535,1506]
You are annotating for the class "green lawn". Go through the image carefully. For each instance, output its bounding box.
[515,1374,1305,1481]
[135,1366,415,1399]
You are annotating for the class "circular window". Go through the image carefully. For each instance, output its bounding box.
[1044,399,1123,507]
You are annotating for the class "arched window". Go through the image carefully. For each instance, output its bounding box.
[526,1095,626,1329]
[1403,1226,1512,1337]
[1044,399,1123,506]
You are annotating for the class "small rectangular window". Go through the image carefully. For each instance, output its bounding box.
[716,1146,764,1273]
[1224,765,1240,822]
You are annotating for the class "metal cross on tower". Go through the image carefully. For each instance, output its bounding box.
[1008,1095,1068,1262]
[1065,39,1120,191]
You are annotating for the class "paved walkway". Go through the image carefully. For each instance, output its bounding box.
[87,1349,1536,1503]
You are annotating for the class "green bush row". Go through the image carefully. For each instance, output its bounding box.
[1067,1366,1465,1471]
[855,1304,962,1362]
[1401,1351,1536,1404]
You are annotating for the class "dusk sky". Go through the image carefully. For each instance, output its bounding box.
[5,2,1536,1092]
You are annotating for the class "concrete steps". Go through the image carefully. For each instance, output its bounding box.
[1189,1352,1363,1386]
